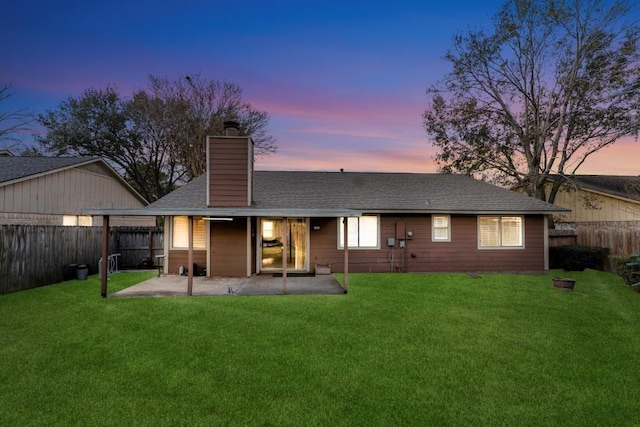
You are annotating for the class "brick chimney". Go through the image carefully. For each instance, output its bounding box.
[206,121,254,207]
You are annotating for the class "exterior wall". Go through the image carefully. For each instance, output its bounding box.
[167,250,207,275]
[310,214,546,273]
[210,218,250,277]
[0,212,154,227]
[549,184,640,222]
[207,136,253,207]
[0,163,153,226]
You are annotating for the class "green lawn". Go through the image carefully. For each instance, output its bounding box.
[1,270,639,426]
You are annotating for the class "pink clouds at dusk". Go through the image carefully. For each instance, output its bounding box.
[1,0,638,176]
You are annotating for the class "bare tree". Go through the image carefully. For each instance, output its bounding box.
[423,0,640,203]
[0,84,33,149]
[146,74,277,179]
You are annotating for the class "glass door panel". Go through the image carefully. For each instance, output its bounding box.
[260,218,307,271]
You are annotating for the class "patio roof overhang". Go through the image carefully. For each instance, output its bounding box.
[82,208,363,218]
[90,208,356,299]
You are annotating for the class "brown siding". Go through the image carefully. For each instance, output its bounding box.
[207,136,252,207]
[168,250,207,275]
[210,218,249,276]
[310,215,546,273]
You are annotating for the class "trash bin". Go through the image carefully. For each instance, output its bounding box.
[76,264,89,280]
[63,264,78,281]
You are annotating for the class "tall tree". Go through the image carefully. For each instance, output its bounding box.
[146,74,277,179]
[423,0,640,203]
[37,75,276,201]
[0,84,33,148]
[36,87,180,202]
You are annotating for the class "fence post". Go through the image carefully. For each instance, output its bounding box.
[101,216,110,298]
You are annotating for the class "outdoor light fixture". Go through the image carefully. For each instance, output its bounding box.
[203,217,234,221]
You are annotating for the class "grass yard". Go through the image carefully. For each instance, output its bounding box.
[1,270,639,426]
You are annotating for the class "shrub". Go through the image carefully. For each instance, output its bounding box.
[610,254,640,288]
[549,245,610,271]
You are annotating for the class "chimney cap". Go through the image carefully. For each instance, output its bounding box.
[223,120,240,130]
[223,120,240,136]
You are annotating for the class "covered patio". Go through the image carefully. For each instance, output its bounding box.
[110,273,346,298]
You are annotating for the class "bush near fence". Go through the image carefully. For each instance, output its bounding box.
[549,245,610,271]
[0,225,163,295]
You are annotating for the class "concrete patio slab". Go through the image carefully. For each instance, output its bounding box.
[110,274,345,298]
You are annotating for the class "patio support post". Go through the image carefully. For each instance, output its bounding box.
[101,215,110,298]
[343,217,349,292]
[187,215,194,296]
[282,217,288,294]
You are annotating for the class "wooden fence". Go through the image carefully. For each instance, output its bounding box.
[575,221,640,255]
[549,221,640,255]
[0,225,163,295]
[112,227,164,268]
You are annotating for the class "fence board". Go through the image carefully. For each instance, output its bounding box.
[550,221,640,255]
[0,225,163,295]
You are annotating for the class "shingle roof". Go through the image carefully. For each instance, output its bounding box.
[567,175,640,201]
[148,171,564,213]
[0,156,98,184]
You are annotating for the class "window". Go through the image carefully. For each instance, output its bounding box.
[432,215,451,242]
[338,215,379,249]
[478,216,524,248]
[172,216,206,249]
[63,215,92,227]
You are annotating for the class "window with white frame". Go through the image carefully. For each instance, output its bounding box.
[338,215,379,249]
[432,215,451,242]
[172,216,206,249]
[478,216,524,248]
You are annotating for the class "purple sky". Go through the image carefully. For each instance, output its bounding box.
[2,0,638,174]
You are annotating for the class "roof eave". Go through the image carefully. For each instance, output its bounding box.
[82,208,363,217]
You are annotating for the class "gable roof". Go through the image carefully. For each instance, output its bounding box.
[559,175,640,202]
[0,156,98,185]
[145,171,565,214]
[0,156,148,205]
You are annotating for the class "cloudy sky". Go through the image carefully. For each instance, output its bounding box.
[2,0,638,174]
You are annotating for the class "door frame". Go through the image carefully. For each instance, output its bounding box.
[257,217,310,273]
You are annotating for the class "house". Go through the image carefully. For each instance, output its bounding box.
[86,121,566,294]
[0,155,154,227]
[547,175,640,254]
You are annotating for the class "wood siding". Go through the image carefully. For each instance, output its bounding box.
[0,162,152,226]
[207,136,253,207]
[167,250,207,275]
[549,184,640,222]
[310,215,546,273]
[210,218,249,276]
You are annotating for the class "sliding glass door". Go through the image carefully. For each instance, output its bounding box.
[260,218,308,271]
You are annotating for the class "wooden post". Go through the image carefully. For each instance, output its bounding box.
[343,217,349,292]
[187,215,194,296]
[148,230,153,265]
[101,215,110,298]
[282,217,288,294]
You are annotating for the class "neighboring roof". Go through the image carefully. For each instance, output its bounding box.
[558,175,640,202]
[129,171,564,216]
[0,156,148,205]
[0,156,98,184]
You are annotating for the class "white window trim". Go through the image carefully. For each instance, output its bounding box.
[477,215,525,250]
[337,215,380,250]
[171,216,206,250]
[432,214,451,242]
